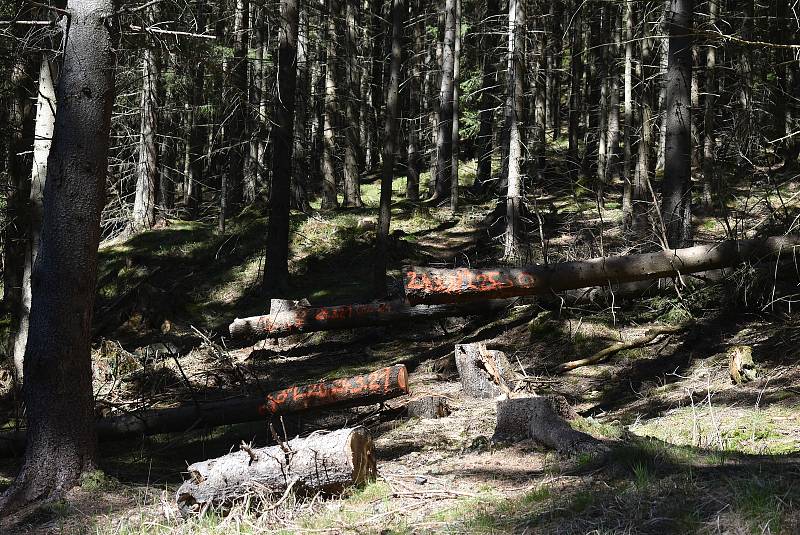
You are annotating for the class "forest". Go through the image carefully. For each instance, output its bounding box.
[2,0,800,532]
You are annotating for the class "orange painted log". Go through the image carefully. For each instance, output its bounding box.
[404,235,800,305]
[229,299,510,339]
[259,365,409,416]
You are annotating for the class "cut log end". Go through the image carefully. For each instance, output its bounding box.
[455,343,515,399]
[406,395,451,419]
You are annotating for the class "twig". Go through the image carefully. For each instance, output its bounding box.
[556,323,692,373]
[240,441,259,464]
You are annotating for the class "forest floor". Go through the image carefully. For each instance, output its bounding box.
[2,159,800,533]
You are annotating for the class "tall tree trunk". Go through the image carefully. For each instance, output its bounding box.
[660,0,694,248]
[292,6,311,212]
[245,6,265,204]
[433,0,456,202]
[633,1,654,234]
[607,4,621,183]
[263,0,300,297]
[132,4,160,232]
[184,0,207,217]
[475,0,501,191]
[221,0,249,232]
[701,0,717,208]
[374,0,404,296]
[369,0,384,171]
[11,56,56,382]
[0,0,118,512]
[567,6,583,175]
[321,0,340,210]
[547,0,563,140]
[450,0,461,212]
[531,4,547,182]
[504,0,525,262]
[406,0,424,201]
[342,0,363,208]
[3,14,35,358]
[622,0,635,229]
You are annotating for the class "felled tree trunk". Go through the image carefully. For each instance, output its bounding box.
[454,343,515,399]
[175,427,375,515]
[0,366,408,458]
[405,235,800,304]
[262,365,408,415]
[229,299,512,340]
[494,395,607,456]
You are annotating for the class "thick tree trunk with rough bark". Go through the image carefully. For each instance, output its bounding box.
[406,0,423,201]
[455,343,515,399]
[263,0,300,298]
[342,0,363,208]
[404,235,800,304]
[321,0,340,210]
[175,427,376,515]
[660,0,694,248]
[0,0,118,512]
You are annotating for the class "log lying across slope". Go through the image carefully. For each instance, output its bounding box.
[176,427,376,516]
[0,366,409,457]
[229,299,511,339]
[405,235,800,304]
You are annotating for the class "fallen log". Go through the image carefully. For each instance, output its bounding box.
[493,395,608,456]
[404,235,800,305]
[0,366,408,457]
[229,299,512,340]
[175,427,376,516]
[261,365,409,415]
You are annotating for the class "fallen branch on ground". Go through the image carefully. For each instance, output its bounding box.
[556,323,691,373]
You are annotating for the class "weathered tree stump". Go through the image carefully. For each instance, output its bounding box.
[493,395,608,456]
[406,395,451,419]
[454,343,515,399]
[728,345,757,385]
[175,427,376,516]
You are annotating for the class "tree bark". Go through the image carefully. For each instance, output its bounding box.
[0,0,118,512]
[11,56,56,382]
[567,6,583,176]
[321,0,340,210]
[292,6,311,212]
[404,235,800,304]
[660,0,694,249]
[622,0,635,229]
[432,0,456,202]
[503,0,525,262]
[220,0,249,232]
[701,0,717,208]
[342,0,363,208]
[229,298,512,339]
[406,0,423,201]
[175,427,376,515]
[455,343,515,399]
[132,3,160,232]
[263,0,300,298]
[474,0,500,191]
[449,0,461,212]
[494,395,608,456]
[374,0,404,296]
[184,0,207,217]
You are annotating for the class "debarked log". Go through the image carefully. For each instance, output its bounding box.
[404,235,800,304]
[175,426,376,516]
[0,366,409,458]
[229,299,512,340]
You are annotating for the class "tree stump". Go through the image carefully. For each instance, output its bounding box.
[454,343,515,398]
[175,427,376,516]
[493,395,608,456]
[406,395,451,419]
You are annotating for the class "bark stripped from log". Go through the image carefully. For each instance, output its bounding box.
[175,427,375,515]
[404,236,800,304]
[260,365,409,416]
[229,299,511,340]
[454,343,515,399]
[494,395,608,456]
[0,366,408,458]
